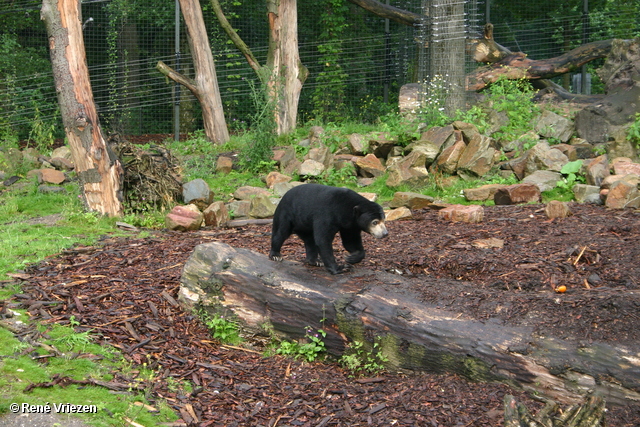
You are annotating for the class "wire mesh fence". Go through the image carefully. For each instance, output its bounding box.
[0,0,638,145]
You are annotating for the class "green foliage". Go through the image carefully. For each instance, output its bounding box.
[556,159,585,191]
[319,164,358,187]
[238,76,278,173]
[417,75,453,128]
[199,310,242,345]
[485,76,540,143]
[626,113,640,151]
[339,340,388,377]
[311,0,350,121]
[274,327,327,363]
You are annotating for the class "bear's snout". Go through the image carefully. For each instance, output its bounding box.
[369,220,388,239]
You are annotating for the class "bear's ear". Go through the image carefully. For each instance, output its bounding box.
[353,205,361,216]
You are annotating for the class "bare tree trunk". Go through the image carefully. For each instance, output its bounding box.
[266,0,308,135]
[41,0,124,217]
[158,0,229,144]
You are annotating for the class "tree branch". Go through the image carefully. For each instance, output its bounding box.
[156,60,198,95]
[346,0,424,27]
[209,0,263,75]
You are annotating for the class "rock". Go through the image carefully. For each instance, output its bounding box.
[272,181,304,197]
[431,139,466,175]
[503,154,529,180]
[612,159,640,177]
[233,186,271,200]
[367,132,395,159]
[203,201,229,227]
[552,144,578,162]
[183,178,214,209]
[32,168,66,185]
[463,184,507,201]
[249,194,277,218]
[437,204,484,223]
[347,133,366,155]
[165,204,203,231]
[307,146,334,170]
[299,159,325,177]
[406,141,441,168]
[216,156,233,174]
[398,83,422,113]
[605,180,640,209]
[355,154,385,178]
[534,110,574,143]
[499,131,538,153]
[607,127,639,160]
[494,184,541,205]
[276,146,301,174]
[524,142,569,175]
[308,126,325,145]
[49,157,75,171]
[358,192,378,202]
[389,192,434,209]
[572,184,601,204]
[585,155,610,186]
[419,124,456,149]
[227,200,251,218]
[545,200,573,219]
[265,171,291,189]
[456,134,497,179]
[386,150,430,187]
[522,170,562,192]
[51,145,73,161]
[385,206,413,221]
[571,143,597,159]
[453,121,482,143]
[601,174,640,189]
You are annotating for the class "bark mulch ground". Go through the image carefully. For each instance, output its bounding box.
[6,203,640,426]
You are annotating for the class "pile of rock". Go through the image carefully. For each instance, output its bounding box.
[0,145,74,193]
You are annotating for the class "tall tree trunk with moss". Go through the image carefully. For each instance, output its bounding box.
[41,0,124,217]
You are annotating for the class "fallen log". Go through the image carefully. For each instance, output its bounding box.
[179,241,640,406]
[466,39,617,91]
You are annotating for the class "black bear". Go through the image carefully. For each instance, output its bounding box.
[269,184,388,274]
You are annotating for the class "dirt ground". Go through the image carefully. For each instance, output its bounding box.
[8,203,640,426]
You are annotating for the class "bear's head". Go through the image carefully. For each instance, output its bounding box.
[354,203,388,239]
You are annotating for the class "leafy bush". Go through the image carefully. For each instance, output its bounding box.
[275,327,327,362]
[485,76,540,143]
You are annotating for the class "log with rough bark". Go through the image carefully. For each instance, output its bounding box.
[179,241,640,407]
[41,0,124,217]
[466,39,617,91]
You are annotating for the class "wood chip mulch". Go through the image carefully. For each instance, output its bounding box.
[5,203,640,426]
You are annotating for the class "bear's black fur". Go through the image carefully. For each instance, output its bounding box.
[269,184,388,274]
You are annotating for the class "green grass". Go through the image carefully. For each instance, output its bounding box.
[0,179,177,426]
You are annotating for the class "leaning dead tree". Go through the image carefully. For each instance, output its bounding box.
[41,0,124,217]
[157,0,229,144]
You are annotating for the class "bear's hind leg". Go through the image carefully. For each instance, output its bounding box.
[298,232,323,267]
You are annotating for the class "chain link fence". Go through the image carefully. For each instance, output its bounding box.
[1,0,638,144]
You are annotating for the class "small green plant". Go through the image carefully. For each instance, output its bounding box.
[339,340,388,377]
[275,326,327,362]
[200,310,242,345]
[556,159,585,191]
[626,112,640,150]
